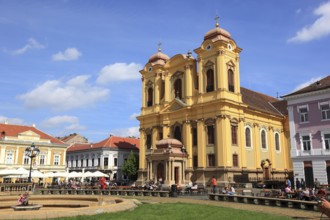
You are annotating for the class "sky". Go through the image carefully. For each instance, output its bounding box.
[0,0,330,143]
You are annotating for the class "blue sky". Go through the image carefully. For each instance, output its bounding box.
[1,0,330,143]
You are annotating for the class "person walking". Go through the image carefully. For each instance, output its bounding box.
[211,176,217,194]
[295,178,301,190]
[301,178,306,189]
[314,178,320,190]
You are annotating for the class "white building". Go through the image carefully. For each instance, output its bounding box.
[66,135,139,182]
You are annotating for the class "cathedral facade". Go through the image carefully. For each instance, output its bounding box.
[137,20,291,186]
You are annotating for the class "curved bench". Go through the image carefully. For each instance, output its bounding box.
[208,193,320,211]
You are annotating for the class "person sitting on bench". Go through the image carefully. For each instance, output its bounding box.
[18,192,29,206]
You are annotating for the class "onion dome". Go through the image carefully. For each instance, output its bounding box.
[148,43,169,65]
[204,16,231,41]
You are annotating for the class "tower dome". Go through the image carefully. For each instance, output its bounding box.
[204,16,231,41]
[148,43,169,65]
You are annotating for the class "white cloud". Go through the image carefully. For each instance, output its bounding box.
[41,115,85,131]
[18,75,109,111]
[0,116,25,125]
[52,48,82,61]
[296,8,302,14]
[96,62,142,84]
[129,112,140,120]
[9,38,45,55]
[293,76,323,91]
[288,1,330,43]
[110,126,140,138]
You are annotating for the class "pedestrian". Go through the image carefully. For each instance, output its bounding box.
[295,178,301,190]
[301,178,305,189]
[314,178,320,190]
[211,176,217,193]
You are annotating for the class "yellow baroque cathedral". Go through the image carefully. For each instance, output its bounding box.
[137,19,291,187]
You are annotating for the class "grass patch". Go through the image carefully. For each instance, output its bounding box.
[53,202,292,220]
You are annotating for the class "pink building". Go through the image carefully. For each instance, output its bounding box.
[283,75,330,188]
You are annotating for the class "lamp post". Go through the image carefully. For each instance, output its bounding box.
[25,143,40,183]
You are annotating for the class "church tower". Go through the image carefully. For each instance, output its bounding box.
[137,18,291,187]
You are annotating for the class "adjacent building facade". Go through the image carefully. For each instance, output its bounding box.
[282,75,330,187]
[66,135,139,181]
[137,20,292,186]
[0,123,67,180]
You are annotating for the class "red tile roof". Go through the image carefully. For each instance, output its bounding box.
[282,75,330,97]
[67,135,139,152]
[241,87,286,116]
[0,123,65,144]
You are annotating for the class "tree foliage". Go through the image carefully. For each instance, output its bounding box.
[122,151,139,180]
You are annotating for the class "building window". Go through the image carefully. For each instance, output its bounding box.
[324,133,330,150]
[245,127,251,147]
[302,135,311,151]
[174,78,182,99]
[114,158,118,166]
[23,156,29,165]
[147,87,153,107]
[104,157,109,166]
[54,155,60,166]
[261,130,267,149]
[320,103,330,120]
[192,127,197,146]
[228,69,235,92]
[207,125,215,144]
[206,69,214,92]
[174,126,182,142]
[233,154,238,167]
[208,154,215,167]
[39,155,46,165]
[275,133,280,151]
[298,106,309,123]
[80,159,83,167]
[6,153,13,164]
[193,155,198,168]
[158,132,163,140]
[231,125,238,145]
[146,134,152,149]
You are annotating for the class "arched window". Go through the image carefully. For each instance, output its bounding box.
[245,127,251,147]
[206,69,214,92]
[147,87,153,107]
[174,79,182,99]
[261,130,267,149]
[228,69,234,92]
[275,133,280,151]
[174,126,181,141]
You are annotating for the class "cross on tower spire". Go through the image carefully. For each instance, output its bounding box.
[214,14,220,27]
[158,41,162,52]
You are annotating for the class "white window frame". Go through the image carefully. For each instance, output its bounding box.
[297,105,309,123]
[274,132,281,152]
[244,125,253,149]
[300,133,312,151]
[6,152,14,165]
[23,155,30,165]
[54,155,60,166]
[319,101,330,121]
[321,130,330,150]
[39,154,46,165]
[260,128,268,151]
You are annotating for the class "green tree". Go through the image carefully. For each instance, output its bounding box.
[122,151,139,181]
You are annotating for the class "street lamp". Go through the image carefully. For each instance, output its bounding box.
[25,143,40,183]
